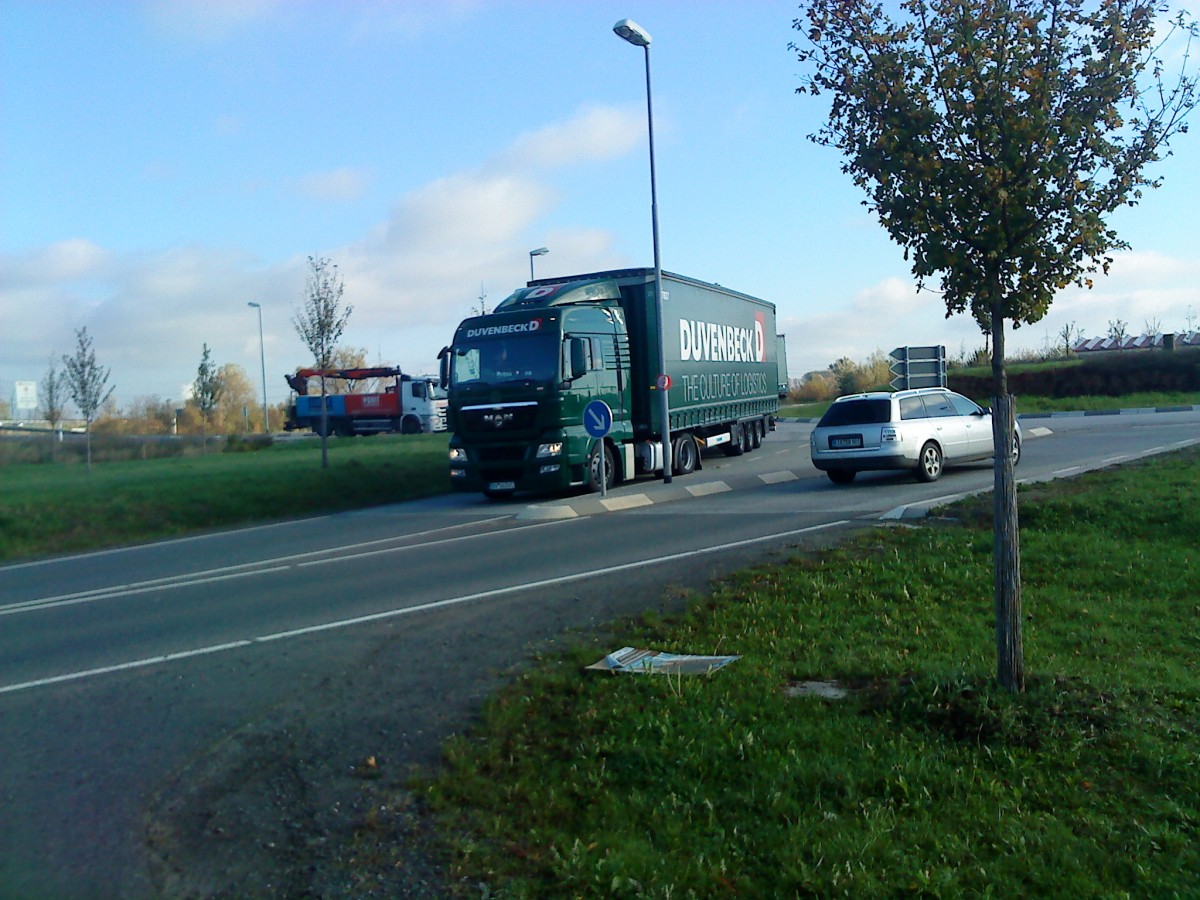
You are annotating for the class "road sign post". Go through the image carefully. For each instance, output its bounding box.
[889,345,947,390]
[583,399,613,498]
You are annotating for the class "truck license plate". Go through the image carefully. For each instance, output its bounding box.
[830,435,863,449]
[488,481,516,491]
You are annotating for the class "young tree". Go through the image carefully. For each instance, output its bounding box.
[1057,321,1080,357]
[1107,318,1130,344]
[793,0,1197,691]
[213,363,258,432]
[62,326,115,471]
[293,255,352,468]
[39,356,69,457]
[193,343,222,451]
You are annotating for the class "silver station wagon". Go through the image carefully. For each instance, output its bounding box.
[810,388,1021,484]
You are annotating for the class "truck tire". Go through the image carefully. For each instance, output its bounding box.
[672,433,698,476]
[401,415,422,435]
[750,419,762,450]
[724,424,745,457]
[587,441,615,493]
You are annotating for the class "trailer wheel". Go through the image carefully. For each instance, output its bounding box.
[586,441,615,493]
[750,419,762,450]
[724,423,745,456]
[401,415,422,435]
[672,433,698,476]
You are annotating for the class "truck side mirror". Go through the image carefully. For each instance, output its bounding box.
[568,338,589,380]
[438,347,450,389]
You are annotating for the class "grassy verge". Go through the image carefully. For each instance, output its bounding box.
[0,434,449,561]
[425,447,1200,896]
[778,389,1200,420]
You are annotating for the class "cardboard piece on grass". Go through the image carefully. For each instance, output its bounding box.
[587,646,739,676]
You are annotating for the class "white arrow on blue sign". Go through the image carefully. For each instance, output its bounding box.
[583,400,613,438]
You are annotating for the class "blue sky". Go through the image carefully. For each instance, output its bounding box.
[3,0,1199,413]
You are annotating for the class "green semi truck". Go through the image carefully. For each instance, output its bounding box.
[440,268,781,499]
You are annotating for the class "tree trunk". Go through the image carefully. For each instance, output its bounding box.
[319,374,330,470]
[991,314,1025,692]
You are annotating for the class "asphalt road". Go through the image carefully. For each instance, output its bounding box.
[1,409,1197,897]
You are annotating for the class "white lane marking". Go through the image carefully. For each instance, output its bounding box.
[759,471,798,484]
[0,514,512,574]
[0,519,850,696]
[600,495,653,511]
[687,482,731,496]
[1,517,550,617]
[1,567,292,617]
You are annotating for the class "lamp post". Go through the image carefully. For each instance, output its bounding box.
[529,246,549,282]
[613,17,670,482]
[247,302,269,433]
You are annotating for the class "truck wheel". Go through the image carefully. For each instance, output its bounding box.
[311,420,330,438]
[587,441,615,493]
[750,420,762,450]
[336,421,356,438]
[672,433,698,476]
[401,415,422,435]
[724,424,745,456]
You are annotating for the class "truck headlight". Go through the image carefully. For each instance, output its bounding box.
[449,447,467,462]
[536,441,563,458]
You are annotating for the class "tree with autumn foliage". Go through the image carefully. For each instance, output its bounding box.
[793,0,1197,691]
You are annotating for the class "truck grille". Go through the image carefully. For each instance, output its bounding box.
[460,402,539,433]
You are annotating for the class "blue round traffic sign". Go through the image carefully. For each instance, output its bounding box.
[583,399,613,438]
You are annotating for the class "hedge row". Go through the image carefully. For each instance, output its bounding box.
[948,350,1200,398]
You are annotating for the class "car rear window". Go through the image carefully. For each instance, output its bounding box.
[818,398,892,426]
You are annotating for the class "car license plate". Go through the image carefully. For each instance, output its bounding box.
[830,435,863,450]
[488,481,516,491]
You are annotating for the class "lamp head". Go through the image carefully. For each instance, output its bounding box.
[529,247,549,257]
[613,18,651,47]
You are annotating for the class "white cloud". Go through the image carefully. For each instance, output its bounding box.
[296,167,373,202]
[501,104,645,169]
[144,0,286,42]
[783,251,1200,377]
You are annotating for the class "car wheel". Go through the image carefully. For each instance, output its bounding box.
[1011,433,1022,467]
[916,441,943,482]
[672,433,698,475]
[827,469,856,485]
[587,441,615,493]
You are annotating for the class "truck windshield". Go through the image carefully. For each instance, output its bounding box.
[451,336,560,386]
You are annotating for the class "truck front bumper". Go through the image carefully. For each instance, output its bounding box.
[449,437,579,495]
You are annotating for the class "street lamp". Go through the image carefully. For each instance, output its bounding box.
[529,246,549,282]
[613,17,671,482]
[247,302,269,433]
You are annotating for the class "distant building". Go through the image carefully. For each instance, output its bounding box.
[1072,331,1200,353]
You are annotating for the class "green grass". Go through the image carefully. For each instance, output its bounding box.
[424,448,1200,896]
[0,434,449,561]
[778,389,1200,420]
